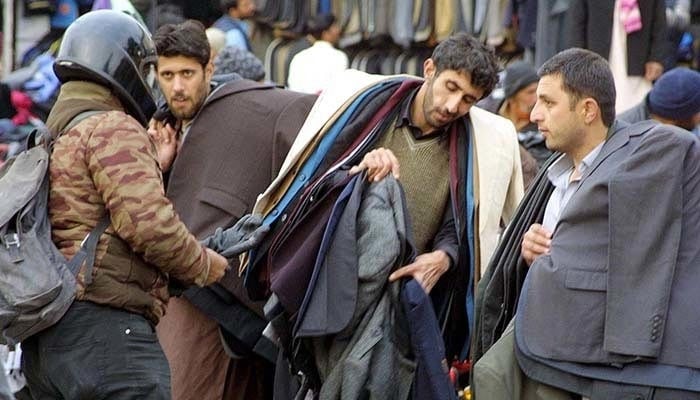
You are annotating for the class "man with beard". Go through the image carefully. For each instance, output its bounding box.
[346,33,524,372]
[149,20,316,400]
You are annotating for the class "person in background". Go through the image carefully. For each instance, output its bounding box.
[664,0,692,69]
[479,61,546,188]
[213,45,266,81]
[287,13,348,94]
[212,0,256,51]
[206,27,227,61]
[566,0,669,112]
[618,66,700,132]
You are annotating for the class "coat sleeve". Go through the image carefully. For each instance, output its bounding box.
[604,127,692,358]
[85,115,210,286]
[648,0,670,63]
[565,0,588,48]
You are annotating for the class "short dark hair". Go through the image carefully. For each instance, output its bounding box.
[306,13,336,40]
[153,20,210,68]
[538,48,616,127]
[430,32,499,98]
[220,0,238,13]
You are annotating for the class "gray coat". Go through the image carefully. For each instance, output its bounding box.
[311,175,416,400]
[617,98,650,124]
[516,121,700,385]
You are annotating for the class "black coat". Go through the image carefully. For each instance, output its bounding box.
[566,0,669,76]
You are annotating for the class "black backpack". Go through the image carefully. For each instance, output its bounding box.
[0,112,108,345]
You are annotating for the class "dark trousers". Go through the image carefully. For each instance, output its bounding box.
[21,301,170,400]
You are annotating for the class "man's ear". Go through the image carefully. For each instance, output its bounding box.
[205,61,214,80]
[582,98,599,125]
[423,58,436,79]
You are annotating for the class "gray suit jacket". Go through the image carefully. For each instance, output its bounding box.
[312,175,415,400]
[516,120,700,373]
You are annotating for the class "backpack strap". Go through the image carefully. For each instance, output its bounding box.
[65,215,111,282]
[62,110,106,135]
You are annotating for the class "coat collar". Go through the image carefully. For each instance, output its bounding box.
[577,119,657,187]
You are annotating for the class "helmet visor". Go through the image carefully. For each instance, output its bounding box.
[140,56,158,94]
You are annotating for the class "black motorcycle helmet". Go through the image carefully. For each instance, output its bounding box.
[53,10,158,126]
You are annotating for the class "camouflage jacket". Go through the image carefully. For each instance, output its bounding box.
[46,81,211,323]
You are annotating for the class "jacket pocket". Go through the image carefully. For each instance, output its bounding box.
[197,186,248,218]
[564,269,607,291]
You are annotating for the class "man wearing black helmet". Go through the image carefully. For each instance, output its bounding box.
[19,10,258,399]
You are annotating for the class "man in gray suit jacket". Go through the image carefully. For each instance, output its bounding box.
[474,48,700,399]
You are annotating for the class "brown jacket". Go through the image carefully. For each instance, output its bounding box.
[159,79,315,400]
[47,81,212,323]
[166,79,316,312]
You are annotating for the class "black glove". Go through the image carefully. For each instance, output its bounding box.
[201,214,269,259]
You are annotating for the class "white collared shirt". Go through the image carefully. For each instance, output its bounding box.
[542,142,605,231]
[287,41,349,95]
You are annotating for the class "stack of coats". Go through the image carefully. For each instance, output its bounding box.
[240,70,458,399]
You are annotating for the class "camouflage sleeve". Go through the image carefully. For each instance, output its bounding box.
[84,112,210,286]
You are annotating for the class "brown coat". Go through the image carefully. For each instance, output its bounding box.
[157,79,316,400]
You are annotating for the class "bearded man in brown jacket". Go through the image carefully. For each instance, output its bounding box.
[150,20,316,400]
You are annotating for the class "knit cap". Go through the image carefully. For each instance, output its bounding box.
[503,61,539,99]
[648,67,700,121]
[213,46,266,81]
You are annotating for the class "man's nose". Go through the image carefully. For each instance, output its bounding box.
[530,102,542,122]
[172,76,185,92]
[446,96,461,114]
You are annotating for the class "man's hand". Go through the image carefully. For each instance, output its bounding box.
[349,148,400,182]
[521,223,552,266]
[388,250,450,293]
[148,118,178,172]
[644,61,664,82]
[204,248,228,285]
